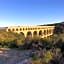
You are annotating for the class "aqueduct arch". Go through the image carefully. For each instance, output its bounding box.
[33,31,37,35]
[6,25,55,38]
[27,31,32,38]
[20,32,25,37]
[33,31,37,38]
[39,30,42,36]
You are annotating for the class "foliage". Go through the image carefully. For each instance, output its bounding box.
[41,50,53,63]
[54,25,64,34]
[31,59,41,64]
[0,29,64,64]
[0,30,25,48]
[30,52,41,64]
[30,52,39,60]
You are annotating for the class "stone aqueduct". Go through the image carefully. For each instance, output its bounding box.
[6,25,55,38]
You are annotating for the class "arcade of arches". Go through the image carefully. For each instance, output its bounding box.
[6,26,55,38]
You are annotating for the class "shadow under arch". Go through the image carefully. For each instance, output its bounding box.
[27,31,32,38]
[39,30,42,36]
[33,31,37,38]
[33,31,37,35]
[44,30,46,35]
[20,32,25,38]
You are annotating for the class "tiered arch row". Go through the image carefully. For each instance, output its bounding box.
[6,26,55,38]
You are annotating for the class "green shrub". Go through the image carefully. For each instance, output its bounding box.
[41,50,53,63]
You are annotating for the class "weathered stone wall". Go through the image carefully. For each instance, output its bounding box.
[6,25,55,38]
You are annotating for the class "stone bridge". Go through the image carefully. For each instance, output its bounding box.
[6,25,55,38]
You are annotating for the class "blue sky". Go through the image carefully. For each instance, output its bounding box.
[0,0,64,27]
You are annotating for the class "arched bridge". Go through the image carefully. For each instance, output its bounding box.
[6,25,55,38]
